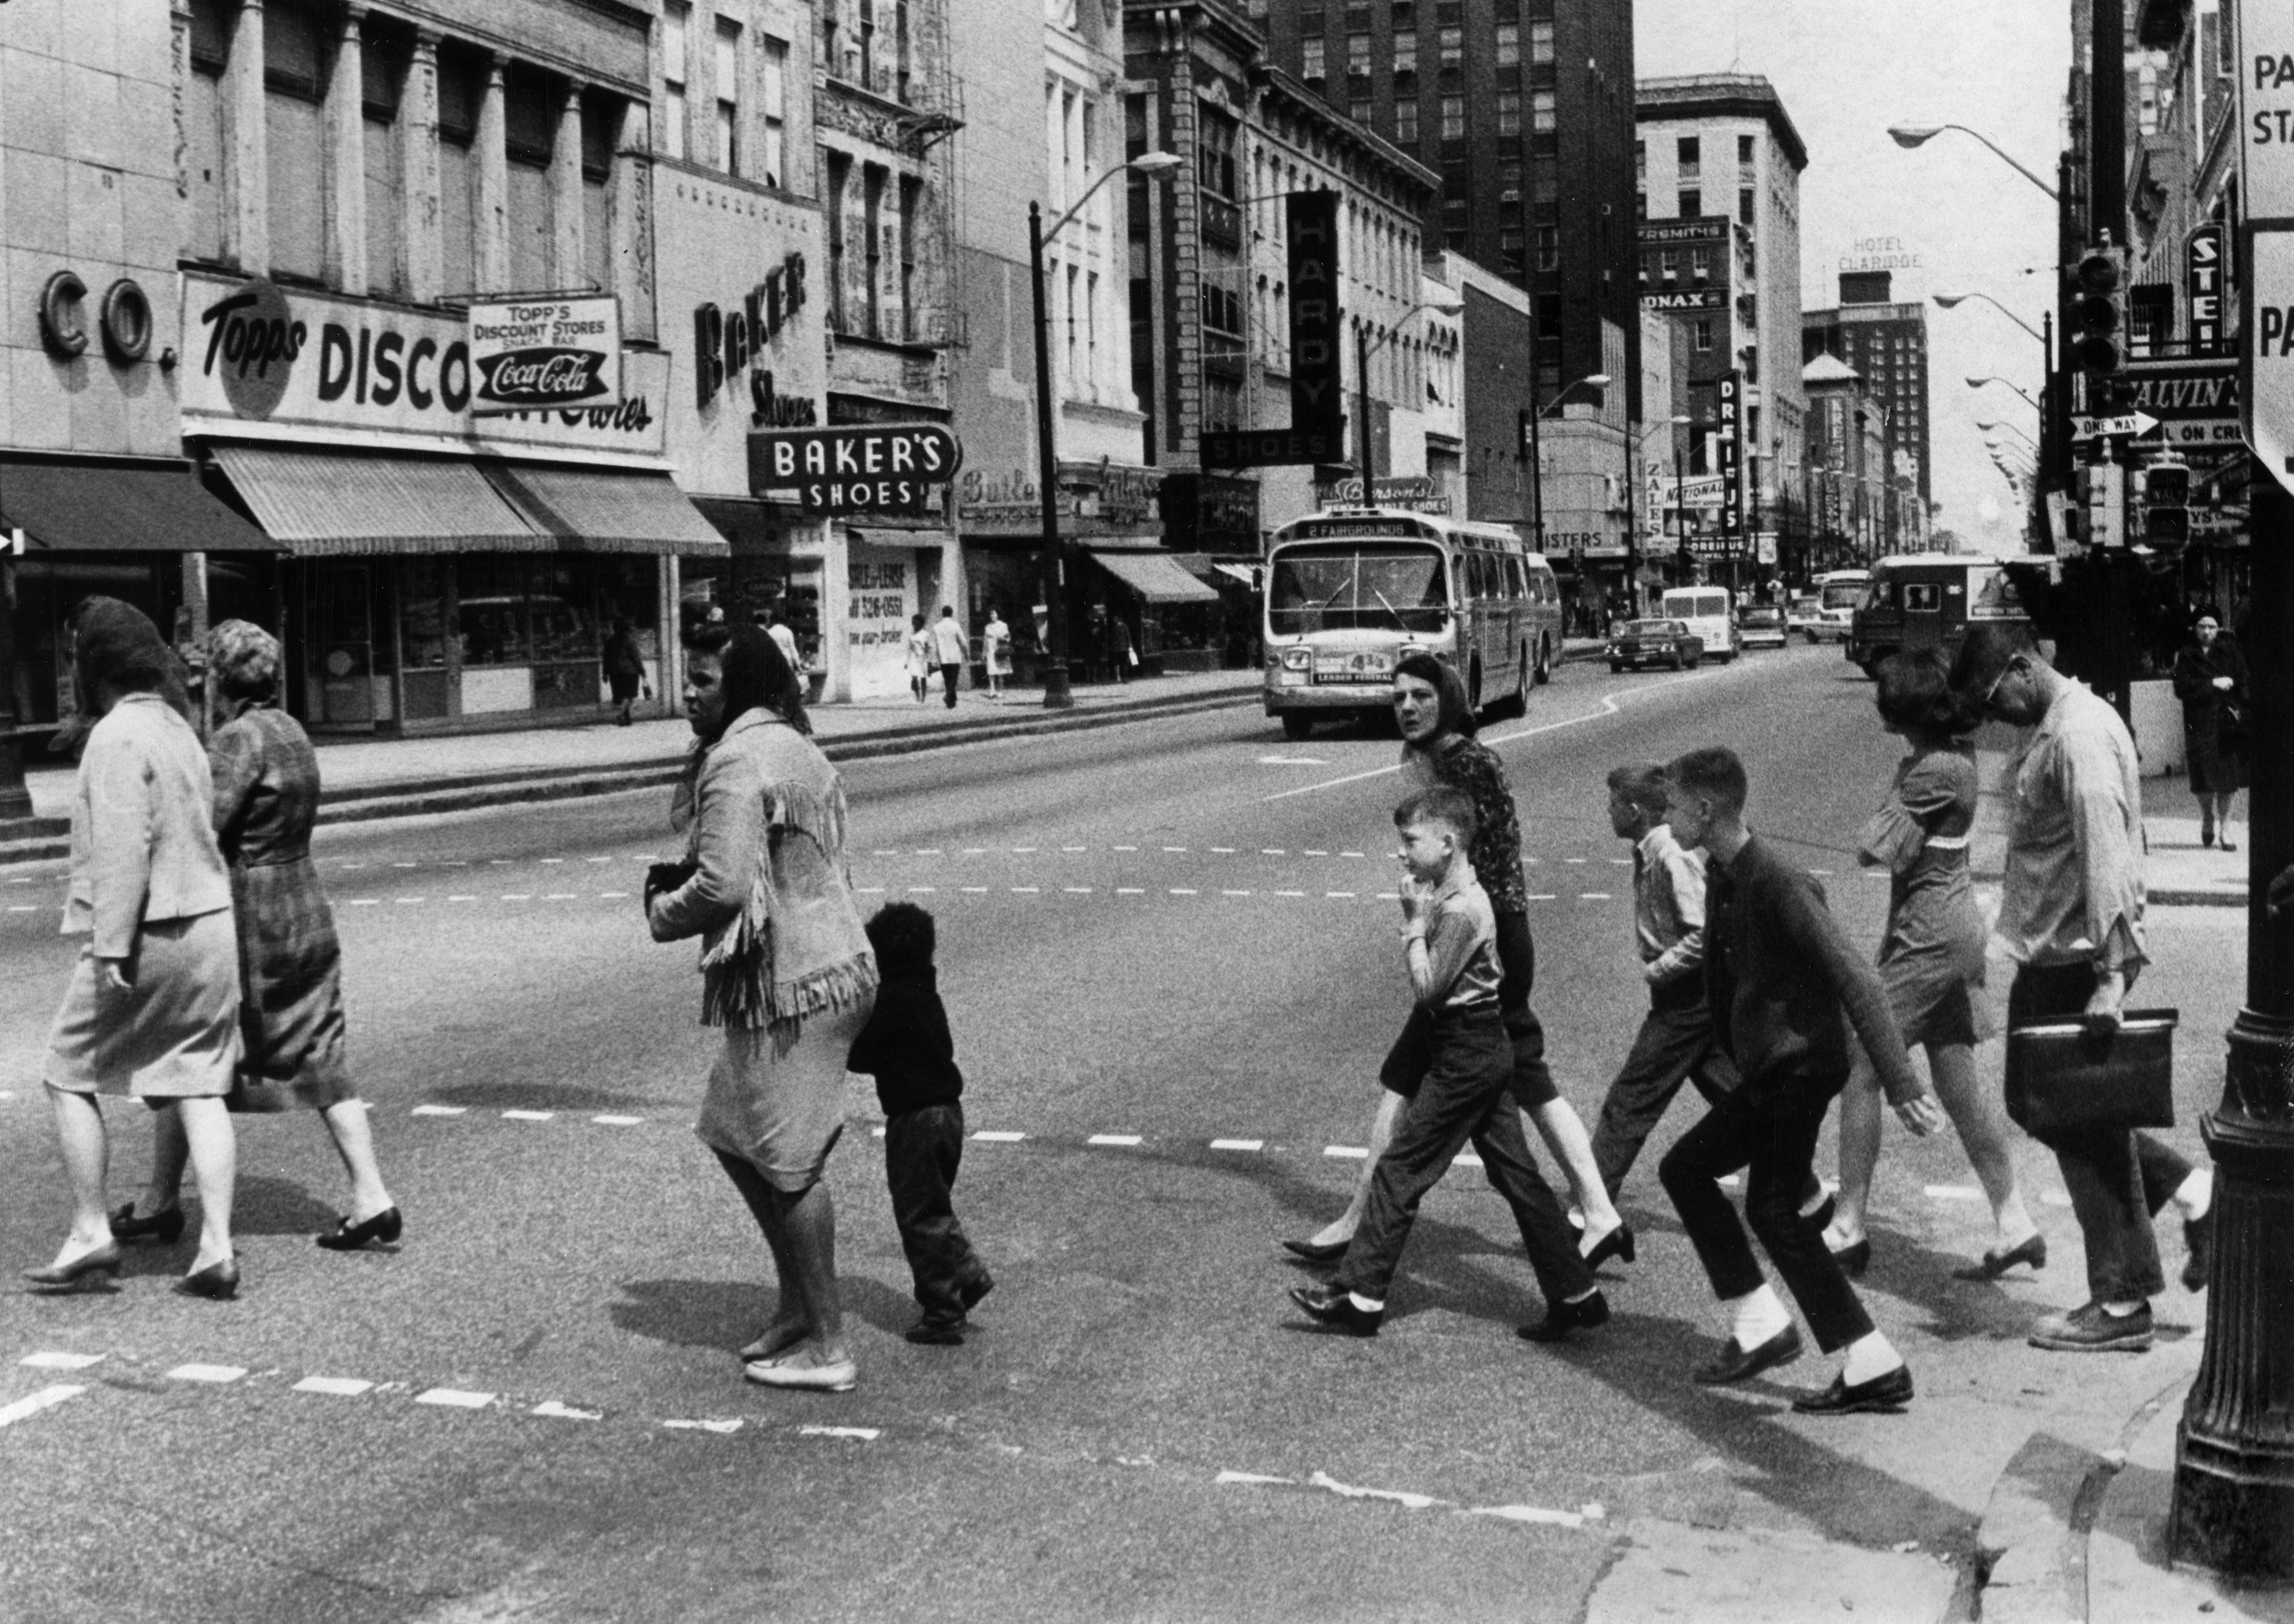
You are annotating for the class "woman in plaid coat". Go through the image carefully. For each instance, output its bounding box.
[111,622,402,1254]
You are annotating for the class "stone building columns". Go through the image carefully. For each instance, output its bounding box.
[325,3,369,294]
[609,98,656,342]
[223,0,268,272]
[474,53,510,293]
[401,30,445,303]
[552,81,586,288]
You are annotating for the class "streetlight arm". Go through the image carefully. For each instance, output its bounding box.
[1937,290,2045,344]
[1940,124,2060,200]
[1043,155,1176,240]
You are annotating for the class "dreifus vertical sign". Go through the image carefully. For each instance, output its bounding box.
[1286,190,1344,444]
[1715,371,1745,537]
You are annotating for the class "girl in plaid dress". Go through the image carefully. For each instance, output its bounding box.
[111,622,401,1255]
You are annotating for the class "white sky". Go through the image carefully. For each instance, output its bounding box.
[1633,0,2071,551]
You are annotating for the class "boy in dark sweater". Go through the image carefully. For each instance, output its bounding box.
[847,903,993,1344]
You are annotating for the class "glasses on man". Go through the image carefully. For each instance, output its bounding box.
[1982,657,2020,716]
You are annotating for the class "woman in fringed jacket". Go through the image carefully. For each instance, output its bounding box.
[649,623,878,1393]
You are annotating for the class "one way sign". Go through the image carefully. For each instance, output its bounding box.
[2071,411,2160,441]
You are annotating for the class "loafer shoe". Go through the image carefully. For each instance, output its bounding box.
[2181,1210,2213,1294]
[110,1202,186,1244]
[173,1257,240,1301]
[1289,1283,1382,1336]
[1827,1236,1872,1278]
[1792,1364,1914,1415]
[903,1316,966,1346]
[1279,1237,1350,1263]
[2029,1300,2153,1353]
[1952,1233,2048,1282]
[1517,1290,1610,1344]
[1693,1323,1803,1385]
[743,1353,858,1391]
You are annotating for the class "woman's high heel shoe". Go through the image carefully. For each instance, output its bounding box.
[316,1206,402,1252]
[173,1258,240,1300]
[1952,1233,2048,1281]
[1581,1221,1637,1270]
[110,1202,186,1244]
[1828,1237,1873,1277]
[25,1242,123,1292]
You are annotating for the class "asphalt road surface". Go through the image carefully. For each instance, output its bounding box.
[0,645,2241,1623]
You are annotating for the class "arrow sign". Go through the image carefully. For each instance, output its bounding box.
[2071,411,2159,441]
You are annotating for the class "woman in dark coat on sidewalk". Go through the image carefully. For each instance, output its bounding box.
[2171,609,2248,850]
[112,621,401,1253]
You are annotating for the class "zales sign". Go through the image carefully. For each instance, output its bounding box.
[179,271,665,461]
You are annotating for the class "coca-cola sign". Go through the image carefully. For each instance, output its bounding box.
[467,295,622,414]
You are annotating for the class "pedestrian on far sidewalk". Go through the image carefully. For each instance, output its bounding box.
[766,610,802,678]
[1289,787,1605,1342]
[28,598,244,1301]
[905,613,933,704]
[111,622,402,1261]
[2170,610,2247,852]
[1281,653,1627,1274]
[603,617,649,727]
[1952,624,2213,1353]
[1656,746,1945,1415]
[650,623,880,1393]
[846,903,994,1345]
[982,605,1012,701]
[1820,652,2038,1281]
[931,605,968,709]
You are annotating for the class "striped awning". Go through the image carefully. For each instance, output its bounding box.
[209,446,541,554]
[0,454,282,553]
[479,462,728,556]
[1088,548,1220,604]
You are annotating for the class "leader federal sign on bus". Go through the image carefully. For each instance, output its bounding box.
[747,424,965,515]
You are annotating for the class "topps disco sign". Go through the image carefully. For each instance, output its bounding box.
[748,424,964,515]
[467,295,620,413]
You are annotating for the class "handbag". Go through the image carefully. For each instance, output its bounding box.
[2003,1008,2177,1136]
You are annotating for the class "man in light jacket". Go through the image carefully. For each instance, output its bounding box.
[930,607,968,710]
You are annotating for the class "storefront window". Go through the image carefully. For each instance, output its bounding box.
[529,559,599,664]
[457,557,532,666]
[596,557,661,665]
[400,557,450,668]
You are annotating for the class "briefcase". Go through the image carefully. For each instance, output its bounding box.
[2003,1009,2177,1136]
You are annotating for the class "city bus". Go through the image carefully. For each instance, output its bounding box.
[1846,553,2030,675]
[1262,507,1562,739]
[1805,568,1871,644]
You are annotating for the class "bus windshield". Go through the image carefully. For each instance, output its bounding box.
[1268,543,1450,634]
[1821,581,1866,611]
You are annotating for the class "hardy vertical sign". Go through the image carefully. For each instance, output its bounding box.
[1199,190,1345,468]
[467,296,621,414]
[1715,371,1745,536]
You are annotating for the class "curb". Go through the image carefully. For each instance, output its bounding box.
[0,688,1262,865]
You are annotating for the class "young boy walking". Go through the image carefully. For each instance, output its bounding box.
[1655,748,1945,1413]
[1290,787,1604,1342]
[846,903,994,1345]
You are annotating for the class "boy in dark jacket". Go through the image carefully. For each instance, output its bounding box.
[847,903,993,1344]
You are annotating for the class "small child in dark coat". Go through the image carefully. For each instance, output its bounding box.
[847,903,994,1344]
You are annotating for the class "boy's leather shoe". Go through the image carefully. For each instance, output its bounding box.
[1289,1283,1382,1336]
[1693,1324,1803,1385]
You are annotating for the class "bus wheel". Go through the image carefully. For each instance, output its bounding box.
[1533,635,1553,685]
[1281,713,1314,741]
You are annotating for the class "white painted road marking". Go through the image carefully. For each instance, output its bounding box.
[800,1424,881,1441]
[501,1110,555,1122]
[20,1352,103,1371]
[1210,1139,1264,1151]
[414,1388,496,1409]
[411,1104,467,1117]
[0,1386,87,1428]
[972,1131,1027,1143]
[167,1364,247,1384]
[1087,1135,1143,1147]
[532,1401,602,1420]
[592,1114,644,1127]
[663,1418,744,1434]
[1324,1146,1368,1159]
[294,1376,375,1397]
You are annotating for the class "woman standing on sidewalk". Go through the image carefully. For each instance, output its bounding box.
[905,613,934,705]
[27,599,243,1300]
[1283,653,1629,1271]
[650,623,878,1391]
[982,607,1012,702]
[1822,652,2039,1280]
[2171,611,2247,851]
[111,622,401,1258]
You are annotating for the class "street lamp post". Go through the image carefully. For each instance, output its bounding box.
[1528,369,1611,591]
[1967,373,2041,410]
[1624,414,1690,619]
[1353,301,1462,493]
[1887,122,2060,200]
[1029,151,1181,709]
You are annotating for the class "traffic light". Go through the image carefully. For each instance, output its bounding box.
[2068,245,2128,374]
[2142,459,2190,550]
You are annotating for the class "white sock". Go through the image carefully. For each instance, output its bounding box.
[2175,1169,2213,1221]
[1726,1285,1791,1350]
[1348,1291,1384,1314]
[2102,1299,2147,1318]
[1564,1286,1600,1305]
[1841,1330,1902,1385]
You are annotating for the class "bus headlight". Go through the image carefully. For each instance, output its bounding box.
[1280,646,1313,671]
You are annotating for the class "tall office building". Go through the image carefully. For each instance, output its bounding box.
[1802,269,1933,510]
[1252,0,1640,421]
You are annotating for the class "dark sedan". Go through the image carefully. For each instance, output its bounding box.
[1607,619,1705,672]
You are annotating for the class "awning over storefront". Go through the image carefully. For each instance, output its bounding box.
[211,446,540,553]
[693,495,806,552]
[1088,548,1220,604]
[0,454,282,553]
[1210,562,1260,589]
[481,462,728,556]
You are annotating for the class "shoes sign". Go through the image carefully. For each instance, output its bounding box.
[467,295,621,414]
[2236,3,2294,490]
[748,424,964,515]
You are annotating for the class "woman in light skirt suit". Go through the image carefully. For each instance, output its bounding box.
[27,598,244,1300]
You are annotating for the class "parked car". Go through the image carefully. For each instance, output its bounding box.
[1607,618,1705,672]
[1786,593,1822,639]
[1738,607,1788,650]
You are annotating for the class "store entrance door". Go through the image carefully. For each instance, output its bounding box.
[305,562,378,727]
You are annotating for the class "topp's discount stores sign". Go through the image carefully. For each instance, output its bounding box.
[747,424,963,515]
[467,295,620,413]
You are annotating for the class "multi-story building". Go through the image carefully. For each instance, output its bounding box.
[944,0,1166,682]
[1803,351,1914,565]
[1252,0,1639,426]
[1635,73,1808,574]
[1122,0,1440,552]
[0,3,277,746]
[1801,269,1933,510]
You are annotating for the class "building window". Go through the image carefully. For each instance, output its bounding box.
[1391,1,1413,27]
[263,0,327,282]
[1199,107,1237,198]
[1394,33,1417,73]
[1690,245,1709,279]
[663,2,690,160]
[1500,227,1524,275]
[1499,158,1521,201]
[1439,25,1462,65]
[1678,188,1701,218]
[1532,88,1554,131]
[1394,99,1418,144]
[863,163,886,338]
[819,2,842,81]
[1636,190,1646,220]
[900,173,922,342]
[1676,135,1700,178]
[1301,37,1325,83]
[504,64,557,291]
[1497,91,1521,134]
[1535,225,1558,271]
[824,148,849,329]
[1351,96,1373,124]
[1634,136,1645,182]
[1348,31,1371,76]
[1443,196,1466,233]
[362,18,407,296]
[1440,95,1464,140]
[761,36,788,188]
[714,17,742,173]
[1692,319,1712,352]
[1529,18,1554,63]
[1659,248,1676,279]
[896,0,913,103]
[1737,132,1755,169]
[859,0,877,90]
[1738,186,1754,224]
[1495,21,1519,65]
[437,44,481,295]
